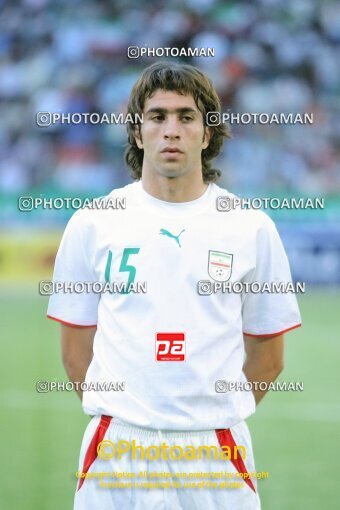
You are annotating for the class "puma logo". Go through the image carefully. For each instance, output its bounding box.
[159,228,185,248]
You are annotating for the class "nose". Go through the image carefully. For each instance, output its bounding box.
[163,116,180,139]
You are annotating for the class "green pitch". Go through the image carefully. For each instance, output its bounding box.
[0,288,339,510]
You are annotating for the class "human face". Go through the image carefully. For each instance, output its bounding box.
[134,90,210,180]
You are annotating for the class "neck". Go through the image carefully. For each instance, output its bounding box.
[141,171,208,203]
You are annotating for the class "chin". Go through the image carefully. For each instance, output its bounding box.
[157,166,187,178]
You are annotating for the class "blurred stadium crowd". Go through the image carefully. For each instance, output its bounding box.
[0,0,339,203]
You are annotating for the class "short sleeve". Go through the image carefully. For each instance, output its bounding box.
[47,210,99,327]
[242,214,301,337]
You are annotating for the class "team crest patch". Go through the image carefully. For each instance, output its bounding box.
[208,250,233,282]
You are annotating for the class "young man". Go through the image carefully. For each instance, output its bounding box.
[47,62,301,510]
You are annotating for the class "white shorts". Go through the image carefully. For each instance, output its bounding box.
[74,416,261,510]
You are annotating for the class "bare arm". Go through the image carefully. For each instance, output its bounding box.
[243,334,284,405]
[60,324,96,400]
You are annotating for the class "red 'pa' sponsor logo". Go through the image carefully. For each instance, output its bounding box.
[155,333,185,361]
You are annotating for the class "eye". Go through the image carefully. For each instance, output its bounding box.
[151,115,164,121]
[181,115,193,122]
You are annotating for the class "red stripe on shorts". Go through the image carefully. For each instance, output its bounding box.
[77,415,112,491]
[215,428,256,493]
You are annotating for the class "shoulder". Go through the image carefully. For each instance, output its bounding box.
[65,181,138,229]
[211,183,276,232]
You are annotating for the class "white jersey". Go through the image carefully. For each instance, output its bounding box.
[47,181,301,430]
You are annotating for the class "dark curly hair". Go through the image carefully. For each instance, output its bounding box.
[124,62,231,183]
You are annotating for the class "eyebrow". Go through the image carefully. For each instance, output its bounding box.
[145,107,198,115]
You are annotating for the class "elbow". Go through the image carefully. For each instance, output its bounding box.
[272,359,284,378]
[61,349,74,375]
[61,343,82,377]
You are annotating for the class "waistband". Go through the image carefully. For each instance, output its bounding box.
[99,415,237,439]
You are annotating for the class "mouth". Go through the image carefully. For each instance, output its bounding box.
[161,147,183,156]
[161,147,183,159]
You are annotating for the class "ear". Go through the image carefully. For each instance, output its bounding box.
[202,126,211,150]
[134,125,144,149]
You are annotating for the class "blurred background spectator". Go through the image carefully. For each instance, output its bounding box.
[0,0,339,196]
